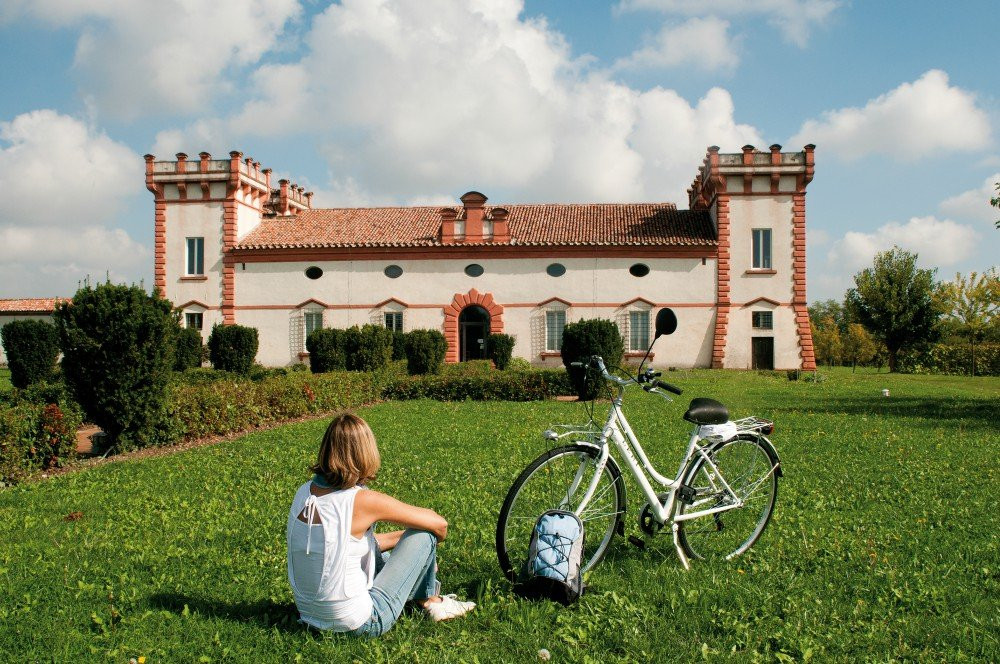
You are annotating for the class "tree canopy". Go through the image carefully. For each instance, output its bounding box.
[845,247,941,372]
[938,269,999,374]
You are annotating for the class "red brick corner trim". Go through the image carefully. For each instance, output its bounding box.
[442,289,504,363]
[712,192,731,368]
[792,192,816,370]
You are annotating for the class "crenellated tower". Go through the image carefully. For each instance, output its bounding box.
[688,144,816,371]
[144,150,312,332]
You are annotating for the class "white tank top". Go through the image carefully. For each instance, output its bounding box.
[286,483,377,631]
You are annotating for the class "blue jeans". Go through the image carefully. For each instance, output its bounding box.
[350,529,438,638]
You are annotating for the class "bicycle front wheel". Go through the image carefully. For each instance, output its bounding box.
[676,433,779,561]
[496,444,626,582]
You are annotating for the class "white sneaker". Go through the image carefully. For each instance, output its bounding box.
[424,594,476,622]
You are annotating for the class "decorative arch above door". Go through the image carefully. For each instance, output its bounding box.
[443,289,504,363]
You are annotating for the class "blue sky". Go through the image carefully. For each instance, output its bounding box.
[0,0,997,301]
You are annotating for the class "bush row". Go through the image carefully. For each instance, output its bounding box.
[306,325,394,373]
[383,369,574,401]
[898,343,1000,376]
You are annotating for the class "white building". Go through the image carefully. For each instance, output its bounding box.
[143,146,817,370]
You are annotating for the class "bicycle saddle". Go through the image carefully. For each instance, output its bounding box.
[683,397,729,425]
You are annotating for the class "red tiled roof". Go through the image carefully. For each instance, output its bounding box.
[238,203,716,249]
[0,298,66,313]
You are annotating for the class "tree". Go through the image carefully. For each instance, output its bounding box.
[938,269,1000,375]
[811,317,842,366]
[54,282,178,449]
[808,299,847,334]
[845,247,941,372]
[0,319,59,388]
[842,323,877,371]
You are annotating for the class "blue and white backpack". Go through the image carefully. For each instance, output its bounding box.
[515,509,586,604]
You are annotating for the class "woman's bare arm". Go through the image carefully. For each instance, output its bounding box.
[374,530,405,551]
[353,489,448,541]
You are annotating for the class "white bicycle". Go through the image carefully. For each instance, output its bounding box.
[496,308,782,577]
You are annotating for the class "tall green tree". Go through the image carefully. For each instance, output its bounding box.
[808,299,848,333]
[845,247,941,372]
[811,317,843,366]
[939,269,999,375]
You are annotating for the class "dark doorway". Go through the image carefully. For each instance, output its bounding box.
[459,306,490,361]
[751,337,774,370]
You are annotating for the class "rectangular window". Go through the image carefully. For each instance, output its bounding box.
[545,310,566,352]
[752,311,773,329]
[752,229,772,270]
[184,312,203,330]
[384,311,403,331]
[629,310,650,351]
[304,311,323,340]
[186,237,205,275]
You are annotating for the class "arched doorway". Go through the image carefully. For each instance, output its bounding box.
[459,305,490,361]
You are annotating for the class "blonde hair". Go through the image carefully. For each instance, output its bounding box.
[311,412,381,489]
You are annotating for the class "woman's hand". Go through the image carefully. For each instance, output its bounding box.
[354,490,448,542]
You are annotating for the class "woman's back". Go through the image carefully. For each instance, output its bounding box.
[286,482,376,631]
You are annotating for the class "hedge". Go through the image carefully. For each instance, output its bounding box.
[306,328,347,373]
[405,330,447,375]
[383,369,573,401]
[0,401,82,485]
[0,319,60,388]
[560,318,625,400]
[898,343,1000,376]
[174,327,205,371]
[488,333,516,370]
[208,324,259,375]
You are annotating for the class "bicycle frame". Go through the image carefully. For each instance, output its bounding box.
[559,371,754,570]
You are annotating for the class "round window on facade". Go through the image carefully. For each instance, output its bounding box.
[384,265,403,279]
[546,263,566,277]
[629,263,650,277]
[464,263,484,277]
[305,266,324,280]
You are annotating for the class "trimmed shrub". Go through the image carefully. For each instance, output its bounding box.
[1,319,59,388]
[55,282,178,450]
[391,330,408,361]
[174,327,205,371]
[405,329,447,375]
[207,324,259,375]
[384,369,573,401]
[306,328,347,373]
[560,318,625,400]
[488,333,516,370]
[344,325,393,372]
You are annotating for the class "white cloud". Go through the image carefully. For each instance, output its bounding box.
[827,216,979,275]
[791,70,992,160]
[2,0,301,120]
[939,173,1000,224]
[154,0,762,205]
[0,110,148,296]
[614,17,738,72]
[616,0,840,47]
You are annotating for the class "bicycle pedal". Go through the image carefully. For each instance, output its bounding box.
[678,484,697,505]
[627,535,646,550]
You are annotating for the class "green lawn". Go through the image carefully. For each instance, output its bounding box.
[1,370,998,662]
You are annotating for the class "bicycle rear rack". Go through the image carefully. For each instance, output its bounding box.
[732,416,774,435]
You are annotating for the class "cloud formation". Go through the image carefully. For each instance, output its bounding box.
[616,0,840,46]
[791,70,992,160]
[0,110,148,296]
[1,0,301,120]
[939,173,1000,224]
[614,17,738,72]
[153,0,762,205]
[826,215,979,275]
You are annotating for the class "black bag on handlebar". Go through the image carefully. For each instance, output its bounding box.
[514,510,586,605]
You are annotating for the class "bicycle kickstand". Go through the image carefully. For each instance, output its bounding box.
[672,523,691,571]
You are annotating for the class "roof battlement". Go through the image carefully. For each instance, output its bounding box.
[688,144,815,210]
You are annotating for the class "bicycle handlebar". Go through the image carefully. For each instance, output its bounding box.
[573,355,683,395]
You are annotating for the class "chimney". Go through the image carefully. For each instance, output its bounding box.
[491,207,510,243]
[279,179,290,215]
[460,191,487,242]
[440,207,458,243]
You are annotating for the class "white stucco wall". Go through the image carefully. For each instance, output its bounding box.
[233,256,720,367]
[724,195,800,369]
[164,202,225,309]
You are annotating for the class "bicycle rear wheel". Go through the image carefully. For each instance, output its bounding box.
[676,433,778,561]
[496,444,626,582]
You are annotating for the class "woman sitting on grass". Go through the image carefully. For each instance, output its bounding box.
[287,412,475,637]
